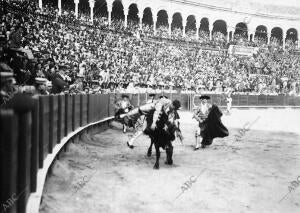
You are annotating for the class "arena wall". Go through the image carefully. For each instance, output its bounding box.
[192,94,300,108]
[1,93,115,213]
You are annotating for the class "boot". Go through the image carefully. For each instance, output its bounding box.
[194,135,201,150]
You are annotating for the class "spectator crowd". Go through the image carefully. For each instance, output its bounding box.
[1,0,300,106]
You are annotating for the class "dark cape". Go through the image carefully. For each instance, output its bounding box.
[201,104,229,146]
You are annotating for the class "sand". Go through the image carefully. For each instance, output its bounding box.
[39,109,300,213]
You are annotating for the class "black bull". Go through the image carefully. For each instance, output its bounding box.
[144,112,177,169]
[117,109,178,169]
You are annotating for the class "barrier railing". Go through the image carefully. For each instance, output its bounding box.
[192,94,300,108]
[0,93,117,213]
[1,92,299,212]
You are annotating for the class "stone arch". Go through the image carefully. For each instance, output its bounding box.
[255,25,267,43]
[156,9,169,28]
[142,7,153,26]
[62,0,74,11]
[186,15,196,33]
[212,20,227,35]
[271,27,283,45]
[94,0,108,18]
[199,18,209,31]
[199,18,209,38]
[128,3,139,24]
[171,12,183,30]
[126,0,139,7]
[286,28,298,42]
[78,0,89,14]
[234,22,248,39]
[112,0,124,20]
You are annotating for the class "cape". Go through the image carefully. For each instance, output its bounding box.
[202,104,229,140]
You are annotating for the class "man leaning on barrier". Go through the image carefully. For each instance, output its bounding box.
[114,94,134,133]
[118,96,182,149]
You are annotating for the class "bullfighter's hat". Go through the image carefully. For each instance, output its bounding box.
[121,94,129,98]
[159,95,168,99]
[0,72,16,84]
[172,100,181,110]
[35,77,48,85]
[199,95,210,100]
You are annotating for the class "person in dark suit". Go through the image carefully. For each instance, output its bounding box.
[0,72,16,107]
[193,95,211,150]
[193,95,229,149]
[115,94,134,133]
[50,72,69,94]
[124,93,157,150]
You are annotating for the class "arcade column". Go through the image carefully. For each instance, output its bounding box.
[107,4,112,26]
[183,24,186,37]
[89,0,95,23]
[195,18,200,40]
[74,0,79,18]
[267,33,271,45]
[283,30,286,49]
[124,8,128,28]
[168,16,172,36]
[251,31,255,42]
[209,23,213,40]
[195,27,199,39]
[58,0,62,16]
[153,17,157,35]
[39,0,42,9]
[138,12,143,30]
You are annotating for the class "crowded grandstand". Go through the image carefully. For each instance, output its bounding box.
[1,0,300,106]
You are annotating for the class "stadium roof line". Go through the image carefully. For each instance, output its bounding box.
[166,0,300,21]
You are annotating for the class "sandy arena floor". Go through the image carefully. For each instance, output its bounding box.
[39,109,300,213]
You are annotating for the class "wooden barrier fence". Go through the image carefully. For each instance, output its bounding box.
[191,94,300,108]
[0,93,116,213]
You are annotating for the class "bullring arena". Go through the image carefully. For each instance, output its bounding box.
[38,106,300,213]
[1,0,300,213]
[2,93,300,213]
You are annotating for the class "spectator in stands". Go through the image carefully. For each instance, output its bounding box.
[1,0,300,96]
[0,71,16,106]
[9,25,23,49]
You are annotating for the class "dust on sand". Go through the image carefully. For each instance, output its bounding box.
[39,109,300,213]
